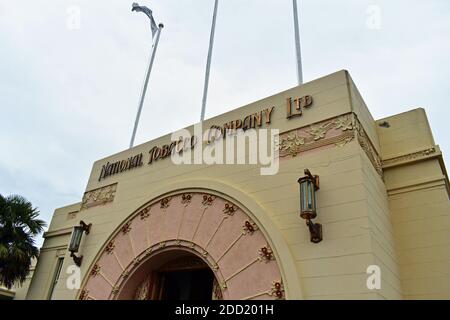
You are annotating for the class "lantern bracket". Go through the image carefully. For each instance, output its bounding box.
[306,219,323,244]
[79,220,92,235]
[68,220,92,267]
[304,169,319,190]
[70,251,83,267]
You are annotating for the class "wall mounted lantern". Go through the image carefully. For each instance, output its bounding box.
[298,169,323,243]
[68,220,92,267]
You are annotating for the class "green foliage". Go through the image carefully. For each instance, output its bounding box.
[0,194,46,289]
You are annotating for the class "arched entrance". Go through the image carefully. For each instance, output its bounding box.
[79,192,285,300]
[118,250,221,300]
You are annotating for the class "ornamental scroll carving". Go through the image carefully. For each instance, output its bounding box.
[279,113,383,177]
[279,114,355,158]
[382,148,436,167]
[81,183,117,210]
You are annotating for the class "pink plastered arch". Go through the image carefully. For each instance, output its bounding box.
[78,183,303,300]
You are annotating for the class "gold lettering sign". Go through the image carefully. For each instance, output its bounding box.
[97,96,313,181]
[98,153,143,181]
[286,95,313,119]
[208,106,275,143]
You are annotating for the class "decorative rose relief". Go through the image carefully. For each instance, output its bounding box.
[79,192,284,300]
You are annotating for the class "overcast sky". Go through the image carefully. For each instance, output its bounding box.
[1,0,449,247]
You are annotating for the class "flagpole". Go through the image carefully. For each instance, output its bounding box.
[200,0,219,122]
[292,0,303,85]
[129,23,164,149]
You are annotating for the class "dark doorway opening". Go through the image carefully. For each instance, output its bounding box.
[160,268,214,300]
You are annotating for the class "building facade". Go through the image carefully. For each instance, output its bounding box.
[25,70,450,300]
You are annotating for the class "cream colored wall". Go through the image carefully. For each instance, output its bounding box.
[377,108,450,299]
[346,75,403,299]
[25,71,449,300]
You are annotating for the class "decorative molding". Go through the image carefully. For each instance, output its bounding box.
[243,220,259,234]
[223,203,238,216]
[139,206,151,220]
[382,147,437,167]
[121,270,130,280]
[105,240,115,254]
[259,246,275,262]
[279,114,356,158]
[181,193,193,206]
[121,221,131,235]
[278,113,383,177]
[132,257,141,266]
[81,183,117,210]
[355,120,383,177]
[202,194,216,206]
[270,281,284,299]
[160,196,172,209]
[79,289,89,300]
[90,264,101,277]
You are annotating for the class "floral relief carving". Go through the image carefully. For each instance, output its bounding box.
[279,132,305,157]
[139,206,151,220]
[278,113,382,177]
[79,289,89,300]
[279,114,357,158]
[259,246,275,262]
[121,221,131,235]
[223,203,238,216]
[81,183,117,210]
[181,193,193,206]
[270,281,285,299]
[90,264,101,277]
[308,123,330,140]
[334,114,354,131]
[160,197,172,209]
[243,220,259,234]
[355,121,383,177]
[105,240,115,254]
[382,148,436,167]
[202,194,216,206]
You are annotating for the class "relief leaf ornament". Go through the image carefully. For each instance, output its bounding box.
[223,203,238,216]
[334,115,354,131]
[90,264,101,277]
[259,246,275,262]
[270,281,285,299]
[79,289,89,300]
[105,240,115,254]
[181,193,193,206]
[121,221,131,234]
[160,197,172,209]
[202,194,216,206]
[279,132,305,157]
[243,220,259,234]
[139,206,151,220]
[308,123,328,141]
